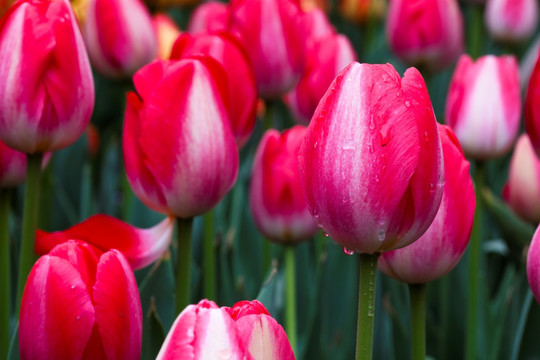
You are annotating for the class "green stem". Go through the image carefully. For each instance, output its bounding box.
[410,283,427,360]
[466,162,484,360]
[176,217,193,314]
[0,190,11,358]
[17,153,43,312]
[263,238,272,278]
[438,276,449,360]
[510,290,534,360]
[203,210,216,300]
[468,4,484,59]
[356,253,380,360]
[264,100,275,131]
[285,245,297,355]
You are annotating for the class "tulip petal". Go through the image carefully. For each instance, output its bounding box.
[92,250,142,360]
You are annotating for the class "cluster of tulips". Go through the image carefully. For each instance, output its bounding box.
[1,0,540,358]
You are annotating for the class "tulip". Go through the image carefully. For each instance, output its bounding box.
[0,140,27,189]
[35,214,174,270]
[229,0,306,98]
[250,126,319,243]
[301,7,335,45]
[485,0,538,43]
[83,0,158,78]
[156,299,294,360]
[378,124,475,284]
[526,50,540,157]
[187,1,230,34]
[171,32,258,147]
[19,240,142,360]
[445,54,521,160]
[386,0,464,71]
[528,225,540,305]
[123,57,238,218]
[0,0,94,154]
[338,0,386,25]
[153,13,182,60]
[502,134,540,223]
[285,32,357,125]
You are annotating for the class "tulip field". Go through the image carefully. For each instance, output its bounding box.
[2,0,540,359]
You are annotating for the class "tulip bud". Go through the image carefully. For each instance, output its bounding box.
[187,1,230,34]
[250,126,319,243]
[378,124,475,284]
[485,0,538,43]
[123,58,239,218]
[229,0,306,99]
[0,0,94,154]
[527,225,540,304]
[0,140,27,188]
[298,62,444,254]
[445,54,521,160]
[526,50,540,158]
[338,0,386,25]
[502,134,540,223]
[20,240,142,360]
[386,0,464,71]
[153,13,182,60]
[83,0,158,78]
[171,31,258,148]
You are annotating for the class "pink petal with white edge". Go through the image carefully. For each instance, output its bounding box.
[35,214,174,270]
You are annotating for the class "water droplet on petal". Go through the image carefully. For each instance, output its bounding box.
[377,230,385,242]
[369,114,376,130]
[342,141,355,150]
[424,131,429,142]
[217,349,232,360]
[429,183,435,193]
[323,232,329,238]
[343,247,355,255]
[75,316,81,320]
[314,141,318,148]
[404,101,411,108]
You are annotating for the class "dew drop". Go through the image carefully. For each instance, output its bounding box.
[323,232,329,238]
[404,101,411,108]
[343,247,355,255]
[71,285,76,290]
[217,349,232,360]
[424,131,429,142]
[342,141,355,150]
[369,114,376,130]
[377,229,385,242]
[379,129,390,146]
[429,183,435,193]
[314,141,318,148]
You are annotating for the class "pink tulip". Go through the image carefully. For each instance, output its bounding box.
[19,240,142,360]
[35,214,174,270]
[301,8,335,45]
[285,31,357,125]
[0,0,94,154]
[157,299,294,360]
[526,50,540,158]
[378,124,475,284]
[229,0,306,99]
[187,1,230,34]
[298,62,444,254]
[170,31,258,148]
[250,126,319,243]
[0,140,27,188]
[485,0,538,42]
[83,0,158,78]
[502,134,540,223]
[153,13,182,60]
[527,225,540,304]
[123,58,238,218]
[445,54,521,160]
[386,0,464,70]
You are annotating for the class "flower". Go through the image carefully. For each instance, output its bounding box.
[250,126,319,243]
[83,0,158,78]
[378,124,475,284]
[153,13,182,60]
[156,299,294,359]
[187,1,229,34]
[0,140,27,188]
[485,0,538,43]
[298,62,444,254]
[527,225,540,304]
[445,54,521,159]
[0,0,94,154]
[19,240,142,359]
[123,57,238,218]
[526,49,540,158]
[386,0,464,70]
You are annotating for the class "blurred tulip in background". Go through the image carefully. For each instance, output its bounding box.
[0,141,28,188]
[338,0,386,24]
[485,0,538,43]
[526,49,540,157]
[187,1,229,34]
[153,13,182,60]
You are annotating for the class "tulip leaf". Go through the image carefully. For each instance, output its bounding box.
[142,298,166,360]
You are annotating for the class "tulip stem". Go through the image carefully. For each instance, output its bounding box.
[16,153,43,313]
[285,245,297,355]
[356,252,380,360]
[0,189,11,358]
[409,283,426,360]
[176,217,194,314]
[203,210,216,300]
[466,162,484,360]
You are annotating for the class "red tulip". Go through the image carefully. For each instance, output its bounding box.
[35,214,174,270]
[187,1,230,34]
[445,54,521,159]
[157,299,294,360]
[19,240,142,360]
[123,58,238,218]
[486,0,538,43]
[386,0,464,70]
[528,225,540,304]
[83,0,158,78]
[229,0,306,98]
[378,124,475,284]
[153,13,182,60]
[298,62,444,254]
[526,50,540,158]
[250,126,319,243]
[502,134,540,223]
[0,0,94,154]
[171,31,258,148]
[0,140,27,188]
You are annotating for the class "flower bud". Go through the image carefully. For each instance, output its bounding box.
[485,0,538,43]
